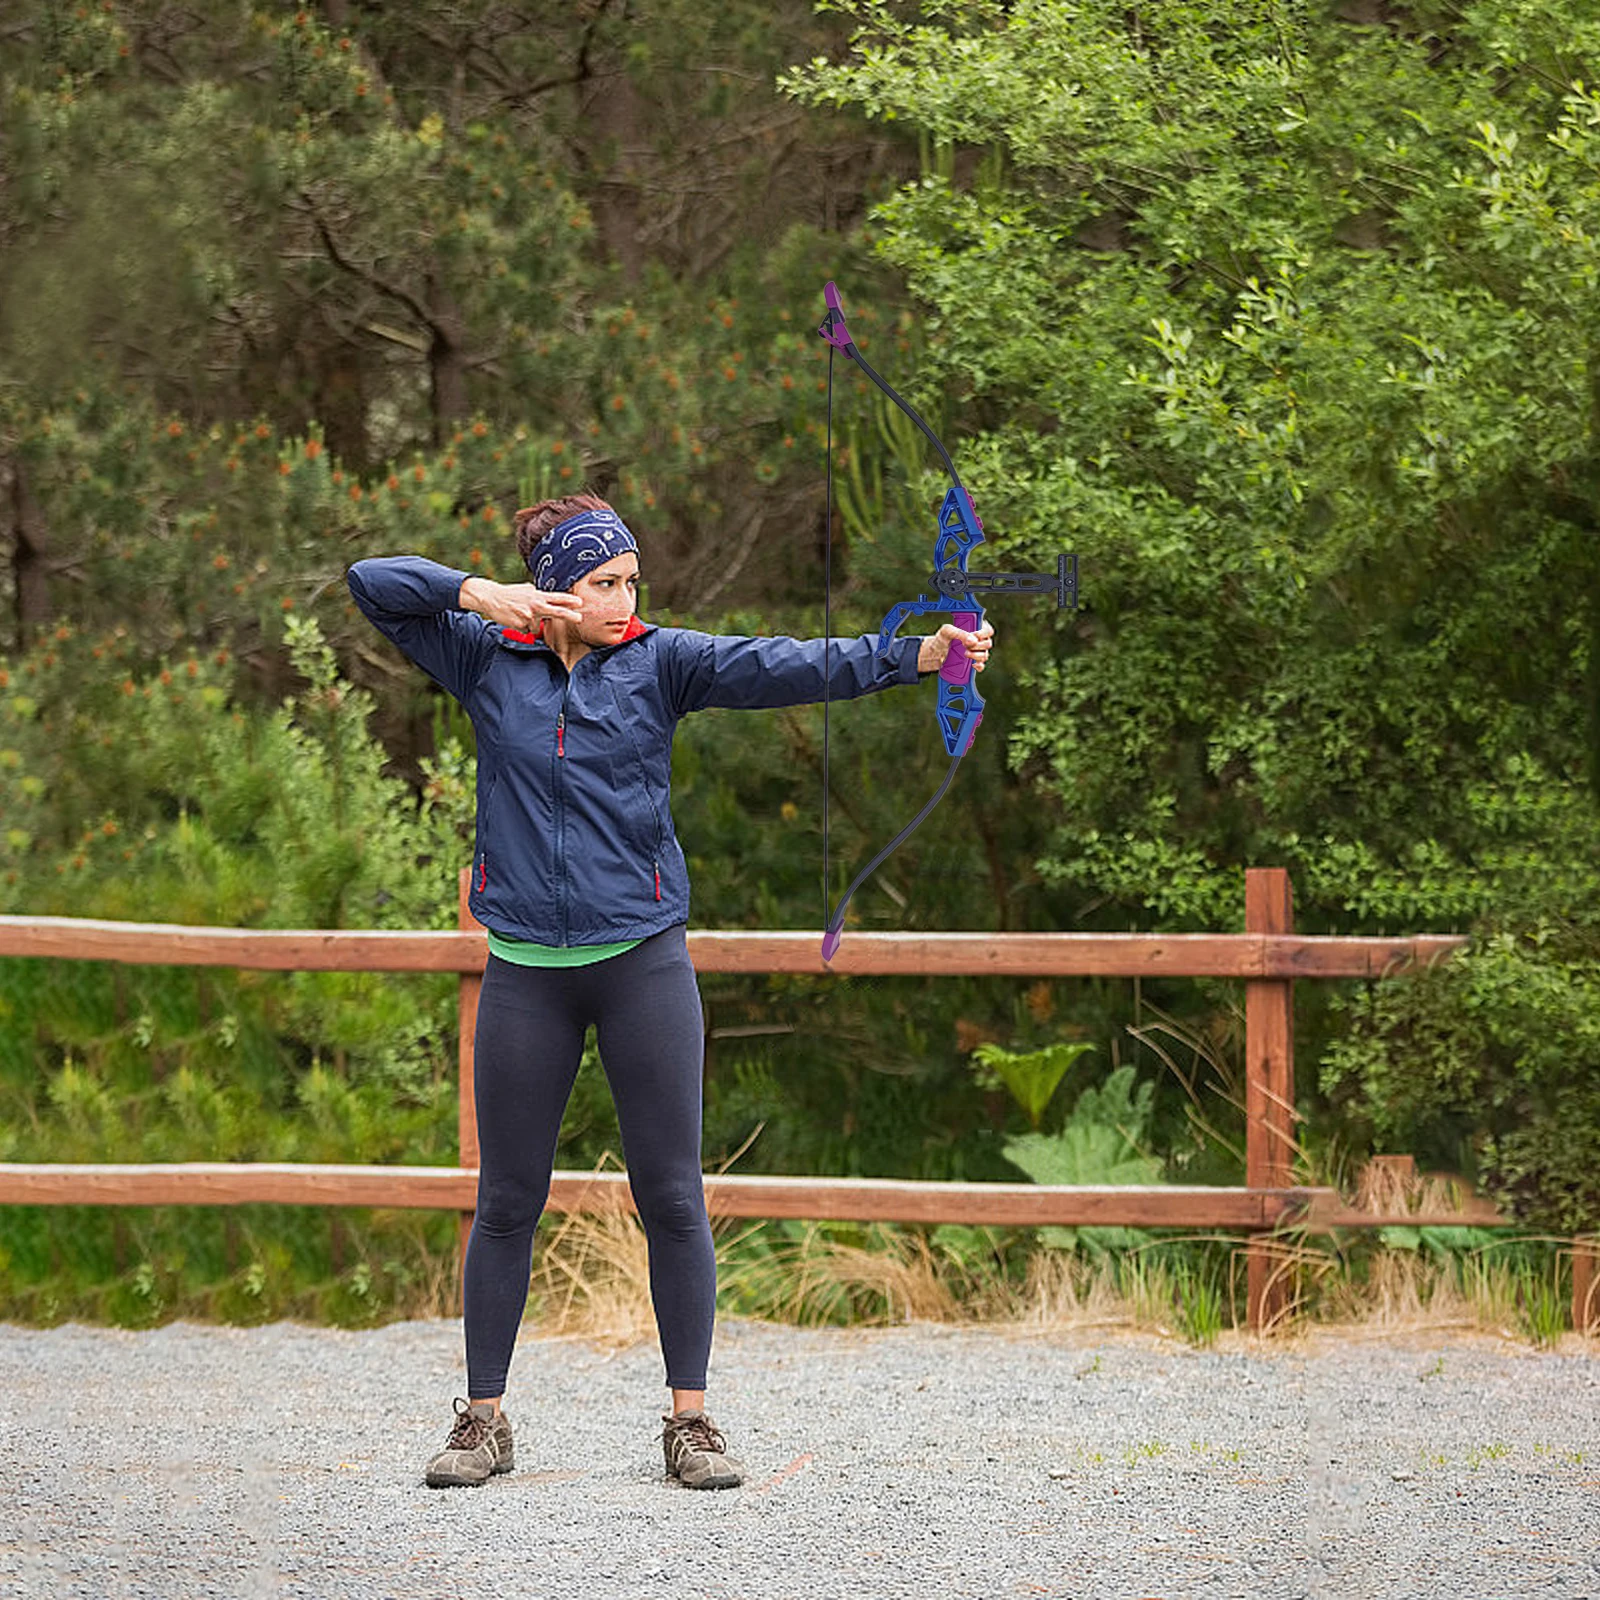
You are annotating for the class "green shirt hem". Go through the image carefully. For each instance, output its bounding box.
[486,931,642,968]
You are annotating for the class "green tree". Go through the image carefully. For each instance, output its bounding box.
[0,0,908,643]
[786,1,1600,1220]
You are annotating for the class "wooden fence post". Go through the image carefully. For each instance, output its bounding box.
[1575,1237,1599,1337]
[457,869,484,1284]
[1245,868,1296,1333]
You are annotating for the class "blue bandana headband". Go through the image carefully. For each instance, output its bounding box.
[526,507,639,592]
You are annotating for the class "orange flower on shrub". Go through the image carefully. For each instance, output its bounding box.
[954,1018,997,1054]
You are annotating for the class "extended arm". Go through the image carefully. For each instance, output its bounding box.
[661,621,994,715]
[663,629,915,715]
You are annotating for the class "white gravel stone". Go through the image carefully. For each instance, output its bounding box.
[0,1319,1595,1599]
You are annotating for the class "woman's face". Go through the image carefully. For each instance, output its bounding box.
[570,553,640,643]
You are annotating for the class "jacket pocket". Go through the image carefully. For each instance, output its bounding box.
[617,723,667,858]
[475,775,500,892]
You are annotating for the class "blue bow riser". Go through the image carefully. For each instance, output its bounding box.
[876,485,988,757]
[877,596,986,758]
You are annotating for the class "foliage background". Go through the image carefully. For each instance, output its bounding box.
[3,0,1599,1325]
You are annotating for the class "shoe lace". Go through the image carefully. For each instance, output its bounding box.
[446,1397,492,1452]
[669,1413,726,1457]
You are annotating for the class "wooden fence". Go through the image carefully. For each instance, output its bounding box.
[0,868,1593,1333]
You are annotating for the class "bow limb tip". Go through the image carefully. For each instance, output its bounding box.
[820,924,843,964]
[819,281,854,352]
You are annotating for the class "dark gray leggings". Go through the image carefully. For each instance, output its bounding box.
[463,927,714,1396]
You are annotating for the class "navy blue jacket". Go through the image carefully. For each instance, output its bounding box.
[347,555,922,944]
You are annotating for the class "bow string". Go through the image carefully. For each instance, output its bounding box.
[818,281,1077,961]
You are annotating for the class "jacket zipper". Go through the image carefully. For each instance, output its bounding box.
[554,678,571,945]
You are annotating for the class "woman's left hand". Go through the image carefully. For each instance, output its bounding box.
[917,619,994,677]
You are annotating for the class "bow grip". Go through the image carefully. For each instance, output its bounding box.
[939,608,981,687]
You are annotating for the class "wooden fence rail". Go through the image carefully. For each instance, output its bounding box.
[1,869,1593,1333]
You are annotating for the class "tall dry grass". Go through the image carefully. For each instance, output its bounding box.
[507,1158,1593,1351]
[393,1211,1594,1348]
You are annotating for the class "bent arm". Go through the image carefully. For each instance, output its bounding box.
[346,555,495,702]
[663,630,921,715]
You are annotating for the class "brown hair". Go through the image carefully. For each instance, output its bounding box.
[513,493,613,565]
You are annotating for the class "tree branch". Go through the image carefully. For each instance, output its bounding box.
[298,192,438,337]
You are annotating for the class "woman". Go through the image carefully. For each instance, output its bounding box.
[347,494,993,1490]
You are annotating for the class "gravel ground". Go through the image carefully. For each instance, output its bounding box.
[0,1318,1596,1600]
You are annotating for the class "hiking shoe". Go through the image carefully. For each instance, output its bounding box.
[662,1410,745,1489]
[425,1398,514,1488]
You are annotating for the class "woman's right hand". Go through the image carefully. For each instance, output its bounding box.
[459,576,584,630]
